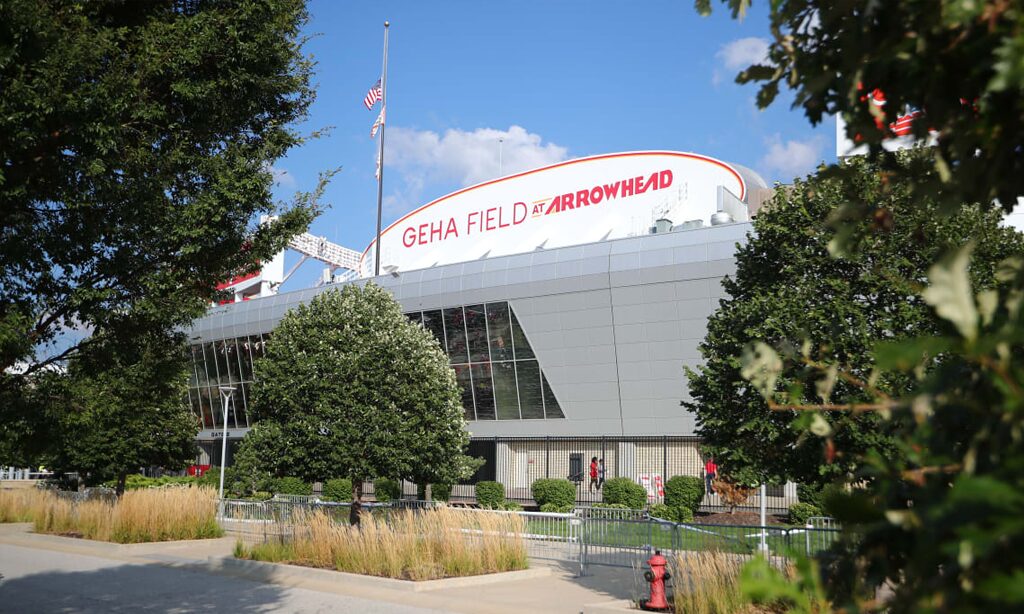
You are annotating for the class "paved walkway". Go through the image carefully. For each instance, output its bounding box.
[0,525,635,613]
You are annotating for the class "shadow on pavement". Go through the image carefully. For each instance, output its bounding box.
[0,560,289,613]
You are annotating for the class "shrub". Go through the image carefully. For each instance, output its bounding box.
[373,478,402,503]
[498,501,522,511]
[648,503,695,523]
[601,477,647,509]
[797,483,825,509]
[592,502,630,509]
[789,502,822,525]
[430,482,452,502]
[664,476,704,516]
[251,491,272,501]
[475,481,505,508]
[322,478,353,502]
[531,478,576,508]
[274,477,313,496]
[648,503,672,520]
[539,503,574,513]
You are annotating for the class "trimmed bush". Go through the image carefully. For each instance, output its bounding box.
[531,478,576,508]
[374,478,402,503]
[322,478,353,502]
[648,503,695,523]
[797,483,824,509]
[592,502,630,509]
[430,483,452,502]
[789,502,822,525]
[675,506,695,522]
[664,476,704,516]
[274,477,313,496]
[601,477,647,509]
[648,503,672,520]
[539,503,574,513]
[475,481,505,508]
[498,501,522,511]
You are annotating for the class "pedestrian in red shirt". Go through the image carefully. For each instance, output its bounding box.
[704,457,718,495]
[589,456,599,493]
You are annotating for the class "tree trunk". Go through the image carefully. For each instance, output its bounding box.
[115,471,127,497]
[349,479,363,526]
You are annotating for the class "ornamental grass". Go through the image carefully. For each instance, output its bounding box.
[0,487,52,522]
[0,487,222,543]
[670,551,751,614]
[236,507,528,580]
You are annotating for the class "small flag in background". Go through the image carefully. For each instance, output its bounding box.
[370,106,386,138]
[363,78,382,110]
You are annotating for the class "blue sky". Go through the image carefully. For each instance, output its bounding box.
[271,0,835,290]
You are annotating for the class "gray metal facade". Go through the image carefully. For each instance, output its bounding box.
[187,221,751,440]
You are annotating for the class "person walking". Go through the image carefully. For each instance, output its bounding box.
[704,456,718,495]
[597,459,606,490]
[589,456,599,493]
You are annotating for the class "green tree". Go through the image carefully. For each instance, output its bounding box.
[686,152,1024,487]
[46,330,199,495]
[244,283,470,524]
[700,0,1024,609]
[0,0,318,461]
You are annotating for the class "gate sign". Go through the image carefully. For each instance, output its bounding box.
[639,474,665,502]
[361,151,756,276]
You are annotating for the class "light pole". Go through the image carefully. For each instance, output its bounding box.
[217,386,236,511]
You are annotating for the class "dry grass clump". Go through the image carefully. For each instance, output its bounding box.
[0,488,54,522]
[671,551,751,614]
[21,487,222,543]
[237,507,528,580]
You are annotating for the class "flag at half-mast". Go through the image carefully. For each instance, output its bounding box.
[370,106,385,138]
[363,78,382,110]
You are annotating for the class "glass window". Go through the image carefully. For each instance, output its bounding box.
[221,339,239,384]
[406,312,423,326]
[189,345,202,387]
[230,338,246,383]
[239,337,254,381]
[492,361,520,420]
[235,384,250,428]
[421,310,446,352]
[471,363,496,420]
[542,373,564,418]
[515,360,544,419]
[187,388,201,421]
[486,303,513,361]
[199,388,215,429]
[442,307,469,364]
[453,364,475,421]
[509,307,534,360]
[465,304,489,363]
[201,343,218,385]
[215,341,232,385]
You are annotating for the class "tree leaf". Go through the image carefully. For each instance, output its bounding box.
[922,245,978,341]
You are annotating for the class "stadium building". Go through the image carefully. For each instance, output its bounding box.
[185,151,789,506]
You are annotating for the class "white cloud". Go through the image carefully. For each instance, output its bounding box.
[758,135,825,181]
[717,37,770,71]
[266,164,297,188]
[384,125,568,214]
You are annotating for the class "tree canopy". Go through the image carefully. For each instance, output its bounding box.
[46,330,198,495]
[243,283,470,523]
[700,0,1024,609]
[0,0,316,389]
[686,152,1024,487]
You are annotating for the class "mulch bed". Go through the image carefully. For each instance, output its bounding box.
[692,511,786,526]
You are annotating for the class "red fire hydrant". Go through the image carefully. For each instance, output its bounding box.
[640,550,671,612]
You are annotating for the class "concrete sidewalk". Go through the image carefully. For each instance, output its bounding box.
[0,524,637,613]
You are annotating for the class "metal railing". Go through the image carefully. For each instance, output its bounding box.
[217,498,842,576]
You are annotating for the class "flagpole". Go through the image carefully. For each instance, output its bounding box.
[374,21,390,277]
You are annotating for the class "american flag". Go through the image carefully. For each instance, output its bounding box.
[370,106,385,138]
[363,79,382,110]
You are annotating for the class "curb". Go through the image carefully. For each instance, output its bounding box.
[0,525,234,557]
[209,556,551,592]
[582,600,637,613]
